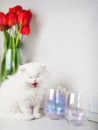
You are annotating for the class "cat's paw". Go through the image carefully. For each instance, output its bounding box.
[33,112,41,119]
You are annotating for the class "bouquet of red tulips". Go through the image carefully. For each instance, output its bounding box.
[0,5,33,81]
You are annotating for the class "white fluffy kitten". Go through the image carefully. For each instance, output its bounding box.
[0,62,47,120]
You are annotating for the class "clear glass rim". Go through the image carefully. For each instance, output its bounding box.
[47,86,66,90]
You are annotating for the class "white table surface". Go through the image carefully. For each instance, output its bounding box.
[0,116,98,130]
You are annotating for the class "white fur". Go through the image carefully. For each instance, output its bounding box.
[0,62,47,120]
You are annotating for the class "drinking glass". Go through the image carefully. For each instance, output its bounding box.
[65,90,89,126]
[44,87,66,119]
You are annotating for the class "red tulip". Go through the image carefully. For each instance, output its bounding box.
[6,12,17,26]
[18,10,33,26]
[21,25,30,35]
[0,25,3,31]
[27,10,32,22]
[0,25,10,31]
[9,5,23,17]
[0,12,6,26]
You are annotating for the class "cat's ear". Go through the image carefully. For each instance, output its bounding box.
[18,65,26,73]
[41,63,46,70]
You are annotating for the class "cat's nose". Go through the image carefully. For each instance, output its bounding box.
[34,79,37,83]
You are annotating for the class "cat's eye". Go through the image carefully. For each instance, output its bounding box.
[36,73,40,77]
[29,76,33,78]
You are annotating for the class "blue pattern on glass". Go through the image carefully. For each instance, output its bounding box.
[44,88,66,119]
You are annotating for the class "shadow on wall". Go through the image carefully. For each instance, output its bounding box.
[22,12,41,62]
[49,75,74,91]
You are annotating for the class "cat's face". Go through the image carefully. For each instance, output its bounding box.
[18,62,46,88]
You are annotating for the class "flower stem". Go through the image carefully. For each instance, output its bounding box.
[3,31,8,79]
[0,31,8,81]
[15,25,22,47]
[12,36,16,73]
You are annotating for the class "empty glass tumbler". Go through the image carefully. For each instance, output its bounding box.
[44,87,66,119]
[65,90,89,126]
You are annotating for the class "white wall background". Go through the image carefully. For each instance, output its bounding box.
[0,0,98,114]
